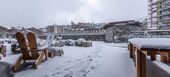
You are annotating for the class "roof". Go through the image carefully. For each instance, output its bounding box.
[103,20,141,29]
[0,26,8,32]
[27,27,45,35]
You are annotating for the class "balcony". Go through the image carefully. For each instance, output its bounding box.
[160,18,170,22]
[148,6,158,11]
[161,5,170,10]
[162,0,170,5]
[160,11,170,16]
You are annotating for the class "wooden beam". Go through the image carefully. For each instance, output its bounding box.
[129,43,133,58]
[150,51,156,60]
[144,51,157,61]
[161,55,167,63]
[136,49,146,77]
[160,52,170,63]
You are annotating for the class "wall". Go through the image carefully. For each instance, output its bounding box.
[62,35,105,41]
[105,27,113,42]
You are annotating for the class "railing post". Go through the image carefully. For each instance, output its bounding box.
[136,49,146,77]
[129,43,133,58]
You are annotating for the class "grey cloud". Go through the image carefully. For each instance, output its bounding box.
[0,0,147,28]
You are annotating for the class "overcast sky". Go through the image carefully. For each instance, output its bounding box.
[0,0,148,28]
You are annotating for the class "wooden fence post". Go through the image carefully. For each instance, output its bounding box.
[136,49,146,77]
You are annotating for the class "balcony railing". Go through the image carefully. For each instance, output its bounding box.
[162,0,170,5]
[160,11,170,16]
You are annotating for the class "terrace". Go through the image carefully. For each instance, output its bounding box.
[1,40,135,77]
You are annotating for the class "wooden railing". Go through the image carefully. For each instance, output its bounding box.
[128,39,170,77]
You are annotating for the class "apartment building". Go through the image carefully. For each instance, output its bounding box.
[148,0,170,30]
[46,25,71,33]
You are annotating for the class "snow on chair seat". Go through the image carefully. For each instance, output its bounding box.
[48,47,64,57]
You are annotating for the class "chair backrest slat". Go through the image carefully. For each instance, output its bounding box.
[27,32,39,59]
[16,32,31,60]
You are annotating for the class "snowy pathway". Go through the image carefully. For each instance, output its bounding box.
[87,42,136,77]
[3,41,135,77]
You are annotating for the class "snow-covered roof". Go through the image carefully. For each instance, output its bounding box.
[103,20,141,29]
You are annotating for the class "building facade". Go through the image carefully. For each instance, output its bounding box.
[46,25,71,33]
[159,0,170,29]
[45,22,106,41]
[62,27,105,41]
[103,20,142,42]
[148,0,170,30]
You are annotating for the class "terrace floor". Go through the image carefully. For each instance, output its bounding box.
[2,41,136,77]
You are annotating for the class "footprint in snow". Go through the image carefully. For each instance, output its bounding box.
[44,47,102,77]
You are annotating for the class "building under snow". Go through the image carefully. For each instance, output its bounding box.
[46,25,71,33]
[103,20,142,42]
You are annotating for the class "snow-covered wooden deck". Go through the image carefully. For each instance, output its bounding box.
[128,38,170,77]
[2,41,135,77]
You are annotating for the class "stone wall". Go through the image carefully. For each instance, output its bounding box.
[105,27,113,42]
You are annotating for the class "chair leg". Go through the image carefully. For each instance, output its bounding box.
[43,49,48,60]
[33,64,37,69]
[59,51,62,56]
[62,50,64,55]
[35,51,45,66]
[13,55,23,72]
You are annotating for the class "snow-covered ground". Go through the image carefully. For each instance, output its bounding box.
[1,41,136,77]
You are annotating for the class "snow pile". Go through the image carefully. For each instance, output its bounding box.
[37,40,46,47]
[65,39,75,46]
[83,41,92,47]
[75,38,86,45]
[75,38,92,47]
[48,47,63,57]
[48,47,63,52]
[52,41,65,47]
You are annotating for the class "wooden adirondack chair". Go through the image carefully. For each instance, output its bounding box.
[26,32,48,62]
[13,32,48,71]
